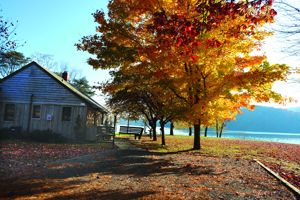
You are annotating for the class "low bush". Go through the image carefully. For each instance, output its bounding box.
[27,130,67,143]
[0,128,67,143]
[0,127,24,140]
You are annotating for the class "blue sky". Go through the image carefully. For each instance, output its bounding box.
[0,0,110,104]
[1,0,300,107]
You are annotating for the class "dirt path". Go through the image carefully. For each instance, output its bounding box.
[0,139,298,200]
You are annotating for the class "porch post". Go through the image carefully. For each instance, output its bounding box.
[101,113,104,125]
[93,111,97,125]
[113,114,117,132]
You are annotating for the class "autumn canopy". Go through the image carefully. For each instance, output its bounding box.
[77,0,289,149]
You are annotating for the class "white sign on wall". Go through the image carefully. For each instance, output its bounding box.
[47,114,53,121]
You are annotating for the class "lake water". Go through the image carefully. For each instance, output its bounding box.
[163,128,300,145]
[117,123,300,145]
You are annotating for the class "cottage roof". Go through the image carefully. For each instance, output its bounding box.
[0,61,108,113]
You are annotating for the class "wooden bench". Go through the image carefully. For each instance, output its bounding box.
[96,126,115,146]
[119,126,144,140]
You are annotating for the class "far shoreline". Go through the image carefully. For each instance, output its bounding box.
[138,127,300,145]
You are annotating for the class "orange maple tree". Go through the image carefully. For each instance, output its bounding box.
[101,65,185,145]
[77,0,289,149]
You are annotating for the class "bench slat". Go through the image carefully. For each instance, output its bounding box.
[119,126,144,139]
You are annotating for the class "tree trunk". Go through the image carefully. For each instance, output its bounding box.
[170,121,174,135]
[204,126,208,137]
[149,128,152,139]
[219,122,225,138]
[215,120,219,138]
[148,121,153,139]
[160,120,166,145]
[149,118,157,141]
[127,118,130,134]
[189,126,192,136]
[152,123,157,141]
[193,120,201,150]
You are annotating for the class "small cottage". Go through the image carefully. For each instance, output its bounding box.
[0,61,109,141]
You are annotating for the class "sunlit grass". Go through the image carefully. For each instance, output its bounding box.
[134,135,261,156]
[115,133,133,138]
[128,134,300,174]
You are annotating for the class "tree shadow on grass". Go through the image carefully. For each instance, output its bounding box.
[0,148,218,199]
[46,189,155,200]
[126,138,195,154]
[0,178,88,199]
[157,148,195,154]
[38,149,195,178]
[0,177,155,200]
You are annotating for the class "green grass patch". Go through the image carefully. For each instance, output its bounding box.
[126,135,300,171]
[115,133,133,138]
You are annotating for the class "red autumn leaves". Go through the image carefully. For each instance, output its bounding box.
[150,0,277,64]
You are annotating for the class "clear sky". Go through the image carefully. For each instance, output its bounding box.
[1,0,300,108]
[0,0,110,104]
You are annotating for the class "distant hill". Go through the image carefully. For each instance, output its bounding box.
[118,106,300,133]
[287,107,300,113]
[226,106,300,133]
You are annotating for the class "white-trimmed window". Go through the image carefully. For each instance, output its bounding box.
[4,104,15,121]
[32,105,41,119]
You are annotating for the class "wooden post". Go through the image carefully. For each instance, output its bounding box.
[101,113,104,125]
[113,114,117,133]
[27,94,34,133]
[127,117,130,134]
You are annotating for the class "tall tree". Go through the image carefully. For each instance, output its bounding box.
[0,15,17,52]
[0,51,30,78]
[77,0,289,150]
[30,53,59,70]
[31,52,81,80]
[273,1,300,57]
[102,71,159,140]
[102,68,184,145]
[71,77,96,97]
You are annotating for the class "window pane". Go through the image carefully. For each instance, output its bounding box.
[62,107,71,121]
[4,104,15,121]
[32,105,41,119]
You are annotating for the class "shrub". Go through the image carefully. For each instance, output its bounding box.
[27,130,67,143]
[0,128,13,140]
[0,127,24,140]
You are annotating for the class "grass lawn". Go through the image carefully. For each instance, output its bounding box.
[132,135,300,189]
